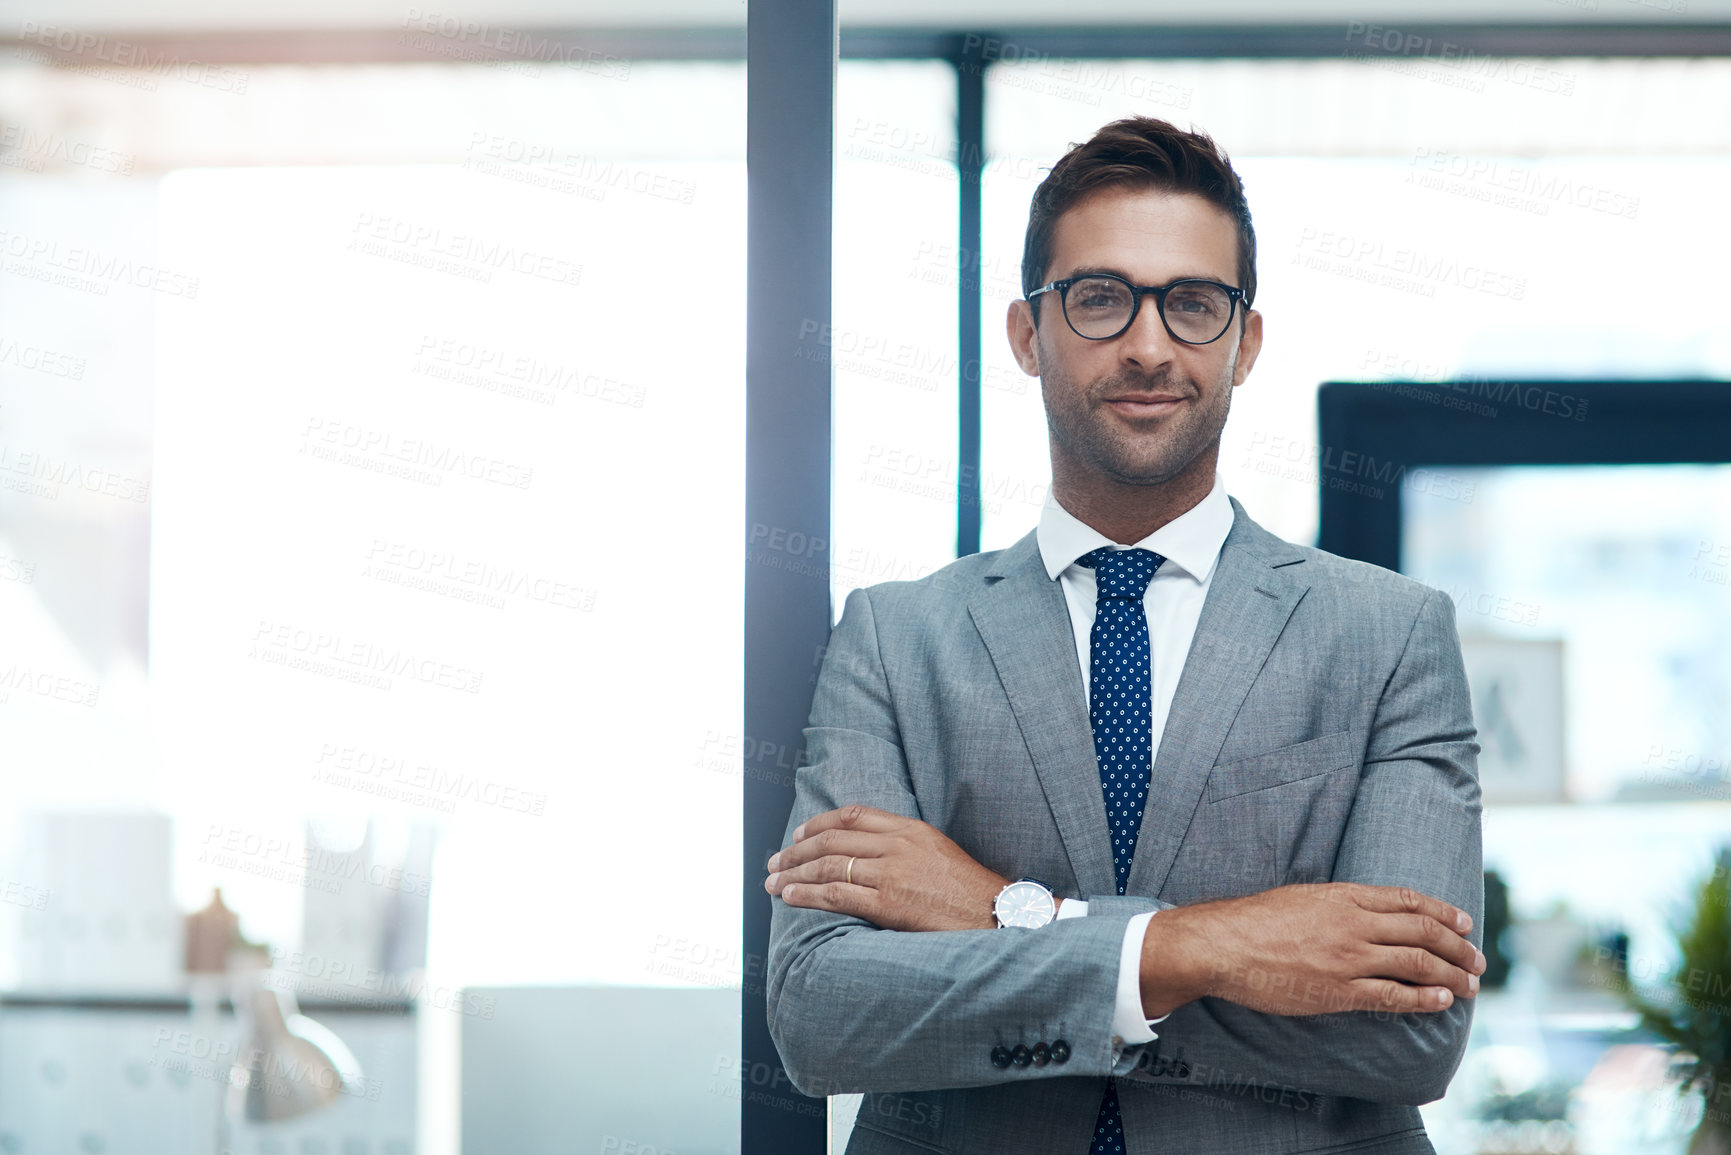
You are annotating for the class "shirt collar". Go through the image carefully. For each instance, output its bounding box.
[1036,471,1235,585]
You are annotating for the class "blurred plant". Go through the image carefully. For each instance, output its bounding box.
[1478,1081,1571,1123]
[1483,869,1513,989]
[1627,847,1731,1155]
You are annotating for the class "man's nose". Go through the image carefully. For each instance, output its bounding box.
[1115,295,1181,370]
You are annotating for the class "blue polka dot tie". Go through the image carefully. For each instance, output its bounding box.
[1079,546,1164,1155]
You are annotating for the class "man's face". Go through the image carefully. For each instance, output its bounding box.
[1007,185,1262,490]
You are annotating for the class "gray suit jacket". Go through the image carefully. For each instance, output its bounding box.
[766,496,1483,1155]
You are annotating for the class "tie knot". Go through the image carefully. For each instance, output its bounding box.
[1079,547,1165,600]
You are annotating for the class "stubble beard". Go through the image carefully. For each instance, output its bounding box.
[1042,357,1235,489]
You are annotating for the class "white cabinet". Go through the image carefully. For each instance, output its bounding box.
[0,999,416,1155]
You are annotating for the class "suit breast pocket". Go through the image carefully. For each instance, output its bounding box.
[1168,728,1367,902]
[1205,728,1363,804]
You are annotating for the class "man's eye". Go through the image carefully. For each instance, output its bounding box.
[1075,289,1127,309]
[1169,293,1220,315]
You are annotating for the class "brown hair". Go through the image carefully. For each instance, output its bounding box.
[1022,116,1257,320]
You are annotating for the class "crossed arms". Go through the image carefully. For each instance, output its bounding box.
[764,585,1484,1104]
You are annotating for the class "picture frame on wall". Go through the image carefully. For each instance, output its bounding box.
[1457,635,1567,804]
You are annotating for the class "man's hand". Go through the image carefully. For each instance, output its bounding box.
[764,805,1011,931]
[1140,882,1486,1019]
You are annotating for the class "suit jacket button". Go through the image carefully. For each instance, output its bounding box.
[1031,1042,1051,1067]
[1010,1044,1032,1068]
[990,1045,1012,1069]
[1050,1039,1071,1065]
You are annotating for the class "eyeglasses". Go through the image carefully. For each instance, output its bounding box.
[1027,273,1247,345]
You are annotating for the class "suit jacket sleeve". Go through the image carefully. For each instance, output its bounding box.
[1122,586,1484,1105]
[766,587,1154,1098]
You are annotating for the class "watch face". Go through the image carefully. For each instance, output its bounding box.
[996,880,1055,928]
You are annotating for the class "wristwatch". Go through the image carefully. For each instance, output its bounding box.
[993,877,1058,929]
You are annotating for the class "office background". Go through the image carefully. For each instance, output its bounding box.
[2,0,1730,1151]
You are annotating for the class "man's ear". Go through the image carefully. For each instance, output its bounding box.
[1231,307,1263,388]
[1007,299,1041,377]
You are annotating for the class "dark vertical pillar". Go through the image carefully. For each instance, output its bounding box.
[955,35,986,557]
[743,2,836,1153]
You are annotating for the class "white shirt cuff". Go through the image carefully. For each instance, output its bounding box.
[1054,901,1168,1043]
[1112,911,1167,1044]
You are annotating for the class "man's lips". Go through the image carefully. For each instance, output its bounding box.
[1104,394,1187,416]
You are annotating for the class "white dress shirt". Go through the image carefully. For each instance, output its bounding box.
[1034,470,1236,1046]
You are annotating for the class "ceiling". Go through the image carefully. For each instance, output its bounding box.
[7,0,1729,33]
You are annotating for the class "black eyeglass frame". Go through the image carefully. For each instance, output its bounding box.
[1027,273,1249,345]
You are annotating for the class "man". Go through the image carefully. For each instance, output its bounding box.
[764,116,1484,1155]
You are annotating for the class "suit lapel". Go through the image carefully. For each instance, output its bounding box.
[968,532,1118,899]
[966,498,1312,903]
[1124,497,1311,899]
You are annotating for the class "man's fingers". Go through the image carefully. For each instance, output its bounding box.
[767,852,875,895]
[779,879,875,920]
[769,828,886,873]
[1347,883,1472,936]
[1369,911,1485,977]
[1363,945,1477,1000]
[1347,978,1455,1014]
[791,804,905,843]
